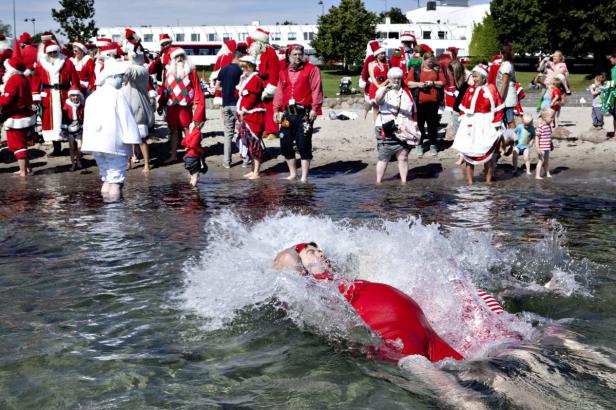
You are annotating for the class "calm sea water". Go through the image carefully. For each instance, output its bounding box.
[0,169,614,409]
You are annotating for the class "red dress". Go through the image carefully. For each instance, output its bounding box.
[236,73,265,161]
[368,62,388,102]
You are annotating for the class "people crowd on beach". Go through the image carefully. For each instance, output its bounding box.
[0,28,614,192]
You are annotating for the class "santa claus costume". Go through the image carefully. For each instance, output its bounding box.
[160,47,205,162]
[0,51,37,175]
[367,43,388,104]
[91,39,113,89]
[82,61,142,200]
[18,33,38,72]
[359,40,378,99]
[210,40,237,106]
[249,28,280,138]
[236,55,266,178]
[452,65,504,166]
[389,33,416,78]
[149,34,173,86]
[70,41,95,95]
[61,88,85,170]
[31,41,80,148]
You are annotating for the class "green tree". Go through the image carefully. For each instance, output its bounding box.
[51,0,98,41]
[468,14,499,63]
[491,0,616,69]
[378,7,409,24]
[0,20,11,36]
[311,0,378,71]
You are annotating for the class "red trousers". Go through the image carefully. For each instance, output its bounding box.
[6,127,32,159]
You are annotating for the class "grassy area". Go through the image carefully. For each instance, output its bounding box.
[516,71,592,93]
[320,69,593,97]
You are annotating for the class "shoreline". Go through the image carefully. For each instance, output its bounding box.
[1,106,615,186]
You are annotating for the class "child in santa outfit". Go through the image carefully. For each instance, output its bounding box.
[181,124,208,187]
[0,52,37,176]
[62,88,85,171]
[81,61,142,201]
[235,55,265,179]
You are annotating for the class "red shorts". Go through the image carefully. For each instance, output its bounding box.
[6,127,32,159]
[166,105,193,130]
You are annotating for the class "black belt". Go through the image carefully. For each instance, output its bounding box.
[285,105,310,115]
[42,83,71,90]
[376,77,385,82]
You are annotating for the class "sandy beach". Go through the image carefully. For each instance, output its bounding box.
[2,104,615,183]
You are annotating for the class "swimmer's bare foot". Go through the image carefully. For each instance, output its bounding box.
[546,173,552,178]
[300,177,308,183]
[526,171,532,175]
[536,175,543,180]
[248,173,260,180]
[142,164,150,174]
[285,174,297,180]
[243,172,253,178]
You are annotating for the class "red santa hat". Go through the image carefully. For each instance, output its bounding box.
[95,38,112,48]
[400,33,416,44]
[41,32,55,42]
[446,47,459,58]
[223,39,237,54]
[472,64,489,78]
[369,41,386,57]
[159,33,172,45]
[72,41,88,53]
[19,32,32,45]
[169,47,185,59]
[125,28,140,41]
[490,54,502,64]
[419,44,433,54]
[44,41,60,54]
[67,86,83,97]
[99,43,118,57]
[252,27,270,44]
[4,52,25,73]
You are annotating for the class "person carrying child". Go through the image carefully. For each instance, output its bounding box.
[512,113,535,175]
[61,87,85,171]
[539,76,563,128]
[535,108,554,180]
[590,74,605,130]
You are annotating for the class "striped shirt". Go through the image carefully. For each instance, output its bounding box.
[536,123,553,151]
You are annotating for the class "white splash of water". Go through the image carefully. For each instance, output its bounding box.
[180,212,564,359]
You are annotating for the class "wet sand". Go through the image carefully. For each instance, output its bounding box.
[1,105,615,186]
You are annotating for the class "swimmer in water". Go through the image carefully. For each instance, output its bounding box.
[274,242,464,363]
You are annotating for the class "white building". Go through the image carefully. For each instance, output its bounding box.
[97,1,490,66]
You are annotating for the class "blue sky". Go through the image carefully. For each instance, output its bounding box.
[2,0,489,38]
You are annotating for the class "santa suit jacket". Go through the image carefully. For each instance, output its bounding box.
[70,55,95,94]
[159,66,206,124]
[20,44,38,72]
[0,71,37,129]
[459,83,504,123]
[0,48,12,84]
[236,72,265,137]
[31,56,80,141]
[61,99,84,127]
[257,46,280,99]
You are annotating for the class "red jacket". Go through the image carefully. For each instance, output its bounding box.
[237,72,265,137]
[257,46,280,98]
[459,83,504,123]
[0,72,36,129]
[61,99,84,126]
[70,55,95,93]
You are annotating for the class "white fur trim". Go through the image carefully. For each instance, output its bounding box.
[4,115,37,129]
[472,65,488,78]
[38,56,67,141]
[373,47,386,56]
[170,48,185,59]
[45,44,60,54]
[252,29,269,44]
[262,83,277,99]
[73,42,87,53]
[358,78,366,89]
[71,54,91,71]
[212,96,222,107]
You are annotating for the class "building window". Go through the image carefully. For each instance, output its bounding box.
[288,32,297,41]
[112,34,121,43]
[423,31,431,40]
[271,33,281,41]
[388,32,399,39]
[222,33,232,41]
[143,34,153,43]
[438,31,446,40]
[303,32,314,41]
[238,32,248,41]
[207,33,218,42]
[176,33,184,42]
[191,33,200,42]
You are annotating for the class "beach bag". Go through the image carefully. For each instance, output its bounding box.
[394,116,421,145]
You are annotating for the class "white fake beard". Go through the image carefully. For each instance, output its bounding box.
[45,55,58,65]
[248,41,267,57]
[167,60,193,77]
[2,70,11,85]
